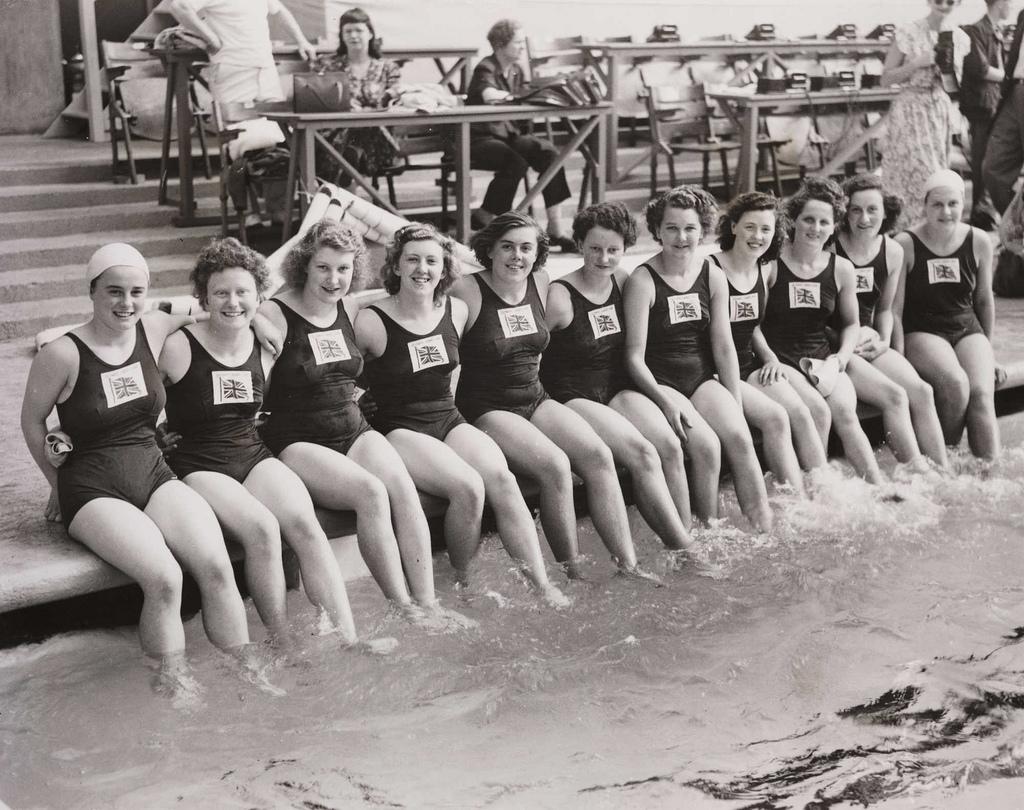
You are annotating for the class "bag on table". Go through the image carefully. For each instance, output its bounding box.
[512,66,607,108]
[293,71,352,113]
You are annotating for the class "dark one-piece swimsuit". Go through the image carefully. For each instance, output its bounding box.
[456,273,551,423]
[640,261,716,398]
[163,327,274,482]
[540,277,628,405]
[833,237,889,329]
[260,298,372,456]
[56,320,176,528]
[761,254,838,370]
[363,298,467,441]
[903,230,983,346]
[709,255,768,380]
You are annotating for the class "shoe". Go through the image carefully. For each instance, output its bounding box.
[547,234,577,253]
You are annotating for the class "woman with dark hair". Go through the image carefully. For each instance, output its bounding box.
[712,192,825,487]
[353,223,568,605]
[836,174,948,468]
[895,169,1002,459]
[21,243,251,665]
[762,177,883,482]
[158,238,379,646]
[466,19,575,250]
[450,212,648,579]
[316,7,402,185]
[540,202,693,549]
[623,186,772,532]
[258,221,467,628]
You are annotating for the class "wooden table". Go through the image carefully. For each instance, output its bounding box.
[578,39,891,183]
[707,86,899,194]
[150,44,478,227]
[264,103,611,244]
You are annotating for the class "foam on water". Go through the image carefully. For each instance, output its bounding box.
[3,436,1024,808]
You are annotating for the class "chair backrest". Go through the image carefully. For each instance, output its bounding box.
[638,69,713,141]
[100,40,163,80]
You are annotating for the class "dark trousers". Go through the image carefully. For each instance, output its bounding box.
[470,134,572,215]
[967,114,995,213]
[982,84,1024,212]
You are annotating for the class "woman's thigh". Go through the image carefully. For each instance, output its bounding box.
[385,428,482,498]
[182,470,278,540]
[530,398,611,468]
[277,441,385,510]
[954,333,997,393]
[473,409,569,479]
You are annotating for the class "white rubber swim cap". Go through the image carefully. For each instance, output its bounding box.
[86,243,150,284]
[922,169,965,199]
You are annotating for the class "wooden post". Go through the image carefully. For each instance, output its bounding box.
[80,0,108,142]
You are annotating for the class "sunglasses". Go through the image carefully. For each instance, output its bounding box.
[931,0,958,7]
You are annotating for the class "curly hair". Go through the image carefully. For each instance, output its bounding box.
[336,7,382,59]
[645,185,718,242]
[571,201,638,248]
[840,174,903,236]
[281,220,370,291]
[381,222,462,303]
[715,192,785,262]
[487,19,521,51]
[785,176,846,245]
[191,237,270,308]
[470,211,550,272]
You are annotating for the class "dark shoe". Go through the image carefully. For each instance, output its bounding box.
[547,234,577,253]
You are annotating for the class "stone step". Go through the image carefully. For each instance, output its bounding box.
[0,226,221,273]
[0,201,178,240]
[0,284,193,341]
[0,178,219,214]
[0,255,194,305]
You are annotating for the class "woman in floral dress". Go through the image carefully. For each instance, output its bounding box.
[880,0,969,228]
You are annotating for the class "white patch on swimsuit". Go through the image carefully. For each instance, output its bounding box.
[729,293,759,322]
[100,361,147,409]
[497,305,538,339]
[308,329,352,364]
[855,267,874,293]
[211,370,254,405]
[788,282,821,309]
[927,258,961,284]
[667,293,702,324]
[588,304,621,338]
[408,334,449,372]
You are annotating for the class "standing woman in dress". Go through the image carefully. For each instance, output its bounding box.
[159,238,372,646]
[836,174,948,468]
[895,169,1002,459]
[353,223,568,605]
[762,178,884,483]
[880,0,969,228]
[258,221,458,624]
[712,192,826,488]
[21,243,251,661]
[317,7,402,186]
[540,202,694,548]
[623,186,773,532]
[451,212,644,578]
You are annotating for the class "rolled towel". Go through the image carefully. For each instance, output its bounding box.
[44,430,74,468]
[799,355,842,398]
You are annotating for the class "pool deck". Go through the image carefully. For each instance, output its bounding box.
[3,292,1024,627]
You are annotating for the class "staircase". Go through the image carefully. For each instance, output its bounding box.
[0,136,222,342]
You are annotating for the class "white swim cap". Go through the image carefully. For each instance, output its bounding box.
[922,169,965,199]
[86,243,150,284]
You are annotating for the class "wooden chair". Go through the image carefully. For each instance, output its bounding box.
[100,41,163,184]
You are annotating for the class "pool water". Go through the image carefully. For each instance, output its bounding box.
[4,422,1024,809]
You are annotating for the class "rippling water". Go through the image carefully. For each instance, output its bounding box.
[4,421,1024,809]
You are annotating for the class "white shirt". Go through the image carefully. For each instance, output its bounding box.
[191,0,282,68]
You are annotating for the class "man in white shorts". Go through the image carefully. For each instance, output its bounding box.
[168,0,316,104]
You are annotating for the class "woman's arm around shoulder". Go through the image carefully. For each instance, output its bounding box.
[157,328,193,386]
[352,304,388,360]
[544,278,574,332]
[449,275,483,331]
[449,295,470,338]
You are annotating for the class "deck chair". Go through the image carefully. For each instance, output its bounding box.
[100,41,164,184]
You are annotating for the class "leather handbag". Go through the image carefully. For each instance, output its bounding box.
[293,71,351,113]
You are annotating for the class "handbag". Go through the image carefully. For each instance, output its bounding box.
[513,66,607,108]
[293,71,351,113]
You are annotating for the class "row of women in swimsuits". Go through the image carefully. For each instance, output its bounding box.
[21,167,1000,662]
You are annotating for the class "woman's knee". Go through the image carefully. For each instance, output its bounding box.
[879,380,910,412]
[759,402,791,441]
[537,448,573,488]
[906,376,936,408]
[624,436,661,476]
[450,469,486,512]
[937,368,971,405]
[139,564,184,607]
[355,476,391,516]
[688,428,721,468]
[243,515,282,559]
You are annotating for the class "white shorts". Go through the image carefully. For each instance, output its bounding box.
[208,63,284,105]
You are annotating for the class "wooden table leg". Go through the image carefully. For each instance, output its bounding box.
[605,54,618,184]
[280,127,300,244]
[594,111,607,204]
[158,61,176,205]
[455,121,471,243]
[735,104,759,195]
[172,60,195,225]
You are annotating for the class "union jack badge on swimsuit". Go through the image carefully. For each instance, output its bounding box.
[211,370,254,405]
[587,305,621,338]
[926,258,961,284]
[308,330,352,364]
[855,268,874,293]
[788,282,821,309]
[100,362,147,408]
[729,293,759,322]
[667,293,702,324]
[497,305,538,339]
[407,334,450,372]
